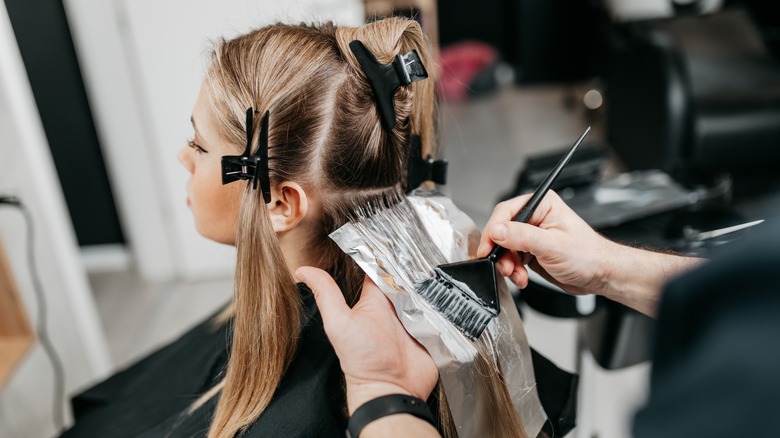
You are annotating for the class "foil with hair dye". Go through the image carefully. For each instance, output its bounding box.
[330,187,547,437]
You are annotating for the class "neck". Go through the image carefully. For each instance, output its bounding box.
[277,228,318,276]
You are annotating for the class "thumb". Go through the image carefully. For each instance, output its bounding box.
[358,275,396,312]
[488,221,551,256]
[295,266,350,329]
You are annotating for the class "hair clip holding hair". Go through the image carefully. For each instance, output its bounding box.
[221,108,272,203]
[406,134,448,193]
[349,40,428,132]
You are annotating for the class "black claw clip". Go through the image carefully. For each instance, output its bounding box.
[349,40,428,132]
[221,108,272,203]
[406,134,448,193]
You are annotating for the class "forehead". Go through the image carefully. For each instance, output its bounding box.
[191,86,238,154]
[192,86,215,136]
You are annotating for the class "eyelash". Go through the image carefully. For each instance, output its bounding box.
[186,138,207,154]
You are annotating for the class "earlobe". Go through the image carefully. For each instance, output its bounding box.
[267,182,309,232]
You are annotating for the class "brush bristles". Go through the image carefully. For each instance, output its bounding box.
[348,196,496,340]
[416,270,498,340]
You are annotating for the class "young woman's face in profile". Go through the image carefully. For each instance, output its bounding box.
[178,86,245,245]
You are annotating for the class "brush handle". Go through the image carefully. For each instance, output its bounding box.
[486,126,590,262]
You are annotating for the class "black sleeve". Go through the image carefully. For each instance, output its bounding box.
[532,349,578,438]
[633,222,780,437]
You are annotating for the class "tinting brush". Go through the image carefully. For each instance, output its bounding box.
[416,126,591,339]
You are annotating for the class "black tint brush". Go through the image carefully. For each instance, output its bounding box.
[416,126,591,339]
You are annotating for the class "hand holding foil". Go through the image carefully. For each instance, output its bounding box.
[330,190,547,437]
[295,266,439,415]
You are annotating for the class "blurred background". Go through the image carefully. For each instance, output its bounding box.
[1,0,779,437]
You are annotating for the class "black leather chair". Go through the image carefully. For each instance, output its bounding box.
[606,8,780,174]
[576,6,780,370]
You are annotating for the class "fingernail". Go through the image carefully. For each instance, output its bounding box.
[477,243,486,256]
[490,223,507,241]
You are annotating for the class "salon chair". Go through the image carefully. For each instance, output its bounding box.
[606,7,780,174]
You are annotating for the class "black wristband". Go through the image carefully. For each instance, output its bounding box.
[347,394,435,438]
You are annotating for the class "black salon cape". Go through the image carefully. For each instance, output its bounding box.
[633,215,780,437]
[60,284,346,437]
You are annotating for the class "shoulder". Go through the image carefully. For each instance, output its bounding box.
[241,340,347,436]
[239,284,347,437]
[657,218,780,344]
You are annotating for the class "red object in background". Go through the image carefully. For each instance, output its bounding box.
[438,41,499,102]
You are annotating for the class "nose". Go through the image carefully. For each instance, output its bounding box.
[178,146,193,172]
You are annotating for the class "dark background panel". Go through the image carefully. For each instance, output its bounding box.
[437,0,608,84]
[4,0,124,246]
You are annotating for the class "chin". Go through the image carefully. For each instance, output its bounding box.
[194,223,233,246]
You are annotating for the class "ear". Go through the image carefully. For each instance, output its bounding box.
[267,181,309,233]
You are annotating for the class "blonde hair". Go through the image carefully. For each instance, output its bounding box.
[196,19,439,437]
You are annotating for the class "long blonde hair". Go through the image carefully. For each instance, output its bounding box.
[196,19,438,437]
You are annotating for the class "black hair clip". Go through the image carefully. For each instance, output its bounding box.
[406,134,447,193]
[221,108,272,203]
[349,40,428,132]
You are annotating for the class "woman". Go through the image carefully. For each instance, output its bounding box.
[62,17,437,437]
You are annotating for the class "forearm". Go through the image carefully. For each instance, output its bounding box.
[598,241,704,317]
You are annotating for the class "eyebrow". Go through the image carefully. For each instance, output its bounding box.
[190,116,198,134]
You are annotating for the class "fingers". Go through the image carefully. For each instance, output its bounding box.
[493,250,519,275]
[478,194,531,257]
[510,263,530,289]
[491,250,530,288]
[489,221,551,257]
[357,275,394,312]
[527,258,565,291]
[494,251,513,276]
[500,252,529,288]
[478,192,562,257]
[297,268,393,316]
[295,266,350,329]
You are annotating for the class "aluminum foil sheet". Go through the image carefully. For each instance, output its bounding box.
[330,188,547,437]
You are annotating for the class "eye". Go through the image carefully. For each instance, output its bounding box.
[186,138,208,154]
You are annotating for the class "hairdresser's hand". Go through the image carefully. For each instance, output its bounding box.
[478,191,702,316]
[296,267,439,414]
[478,190,615,295]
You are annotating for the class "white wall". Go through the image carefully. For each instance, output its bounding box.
[0,4,111,437]
[65,0,364,281]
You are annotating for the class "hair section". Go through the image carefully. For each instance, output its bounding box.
[344,197,530,437]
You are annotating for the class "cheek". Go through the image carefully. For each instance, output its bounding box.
[190,171,244,244]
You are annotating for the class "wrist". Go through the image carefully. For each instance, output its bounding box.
[592,238,628,299]
[347,394,435,438]
[346,380,412,415]
[599,242,702,317]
